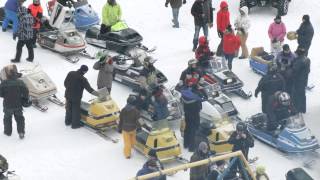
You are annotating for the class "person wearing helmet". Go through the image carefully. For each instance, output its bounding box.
[139,56,158,91]
[266,91,297,131]
[195,36,214,67]
[11,6,35,63]
[28,0,43,48]
[254,65,286,113]
[291,47,310,113]
[178,59,203,88]
[0,64,29,139]
[118,95,141,159]
[234,6,250,59]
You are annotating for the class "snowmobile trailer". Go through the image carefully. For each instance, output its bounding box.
[246,113,320,153]
[135,119,184,162]
[80,88,120,143]
[19,64,65,112]
[38,1,93,63]
[202,57,252,99]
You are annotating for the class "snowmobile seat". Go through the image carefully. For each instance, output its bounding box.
[136,130,148,145]
[87,26,100,39]
[286,168,313,180]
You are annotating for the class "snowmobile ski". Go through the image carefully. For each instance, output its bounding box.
[233,89,252,99]
[32,101,48,112]
[96,129,119,143]
[79,49,95,59]
[306,84,315,91]
[64,55,80,63]
[48,95,65,106]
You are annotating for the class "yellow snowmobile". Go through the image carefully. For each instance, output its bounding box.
[80,88,120,142]
[135,119,183,162]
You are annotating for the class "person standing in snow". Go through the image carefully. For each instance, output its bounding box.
[291,47,310,113]
[28,0,43,48]
[268,15,286,56]
[0,64,29,139]
[191,0,208,51]
[118,96,141,159]
[189,142,210,180]
[101,0,122,33]
[222,25,240,70]
[11,7,34,63]
[254,66,286,113]
[2,0,24,35]
[165,0,186,28]
[296,15,314,57]
[93,54,114,94]
[216,1,230,57]
[234,6,250,59]
[64,65,99,129]
[275,44,295,95]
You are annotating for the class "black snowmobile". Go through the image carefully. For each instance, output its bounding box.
[240,0,291,16]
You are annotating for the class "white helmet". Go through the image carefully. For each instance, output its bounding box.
[278,92,290,106]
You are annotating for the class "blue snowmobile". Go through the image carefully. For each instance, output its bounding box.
[246,113,319,153]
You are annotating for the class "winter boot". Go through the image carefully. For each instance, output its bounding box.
[11,59,20,63]
[4,131,11,136]
[2,28,6,32]
[26,58,33,62]
[19,133,24,139]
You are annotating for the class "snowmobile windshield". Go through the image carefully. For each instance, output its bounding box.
[206,58,228,73]
[150,119,169,131]
[201,104,230,127]
[285,114,306,129]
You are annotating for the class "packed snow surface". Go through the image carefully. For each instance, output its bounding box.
[0,0,320,179]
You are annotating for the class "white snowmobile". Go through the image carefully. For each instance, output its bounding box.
[19,64,65,112]
[37,0,94,63]
[0,154,20,180]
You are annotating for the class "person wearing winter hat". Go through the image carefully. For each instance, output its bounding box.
[28,0,43,48]
[268,15,287,56]
[64,65,99,129]
[136,157,166,180]
[234,6,250,59]
[118,95,141,159]
[190,141,210,180]
[222,25,241,70]
[216,1,230,56]
[93,54,114,93]
[11,6,35,63]
[296,14,314,57]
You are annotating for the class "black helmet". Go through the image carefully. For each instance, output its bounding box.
[0,154,8,174]
[127,95,136,105]
[22,97,32,108]
[236,122,247,132]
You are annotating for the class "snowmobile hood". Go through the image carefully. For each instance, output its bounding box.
[74,2,100,31]
[220,1,228,9]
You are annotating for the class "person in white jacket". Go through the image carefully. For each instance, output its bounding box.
[234,6,250,59]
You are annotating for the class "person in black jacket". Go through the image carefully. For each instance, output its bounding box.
[0,65,29,139]
[191,0,208,51]
[64,65,99,129]
[296,15,314,57]
[291,48,310,113]
[254,66,286,113]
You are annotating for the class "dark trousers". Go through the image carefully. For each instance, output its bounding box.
[14,40,34,61]
[65,99,82,128]
[3,109,25,135]
[183,112,200,151]
[32,29,39,46]
[292,85,306,113]
[224,53,235,70]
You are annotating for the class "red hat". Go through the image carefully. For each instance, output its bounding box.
[198,36,207,46]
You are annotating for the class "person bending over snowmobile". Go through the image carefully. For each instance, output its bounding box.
[133,89,150,111]
[254,65,286,113]
[0,64,29,139]
[190,142,210,180]
[178,59,203,88]
[28,0,43,48]
[265,91,296,131]
[64,65,100,129]
[195,36,214,67]
[150,86,169,121]
[139,56,159,91]
[118,96,141,159]
[275,44,296,95]
[101,0,122,34]
[93,54,114,93]
[11,6,34,63]
[291,47,310,114]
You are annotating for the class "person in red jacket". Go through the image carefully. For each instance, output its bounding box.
[223,25,240,70]
[28,0,43,48]
[195,36,214,67]
[216,1,230,57]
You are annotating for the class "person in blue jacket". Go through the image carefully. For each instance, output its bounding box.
[2,0,24,36]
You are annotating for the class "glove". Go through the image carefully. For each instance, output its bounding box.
[91,90,100,97]
[165,2,168,7]
[218,30,223,38]
[183,0,186,4]
[254,90,259,98]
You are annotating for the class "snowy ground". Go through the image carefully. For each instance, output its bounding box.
[0,0,320,179]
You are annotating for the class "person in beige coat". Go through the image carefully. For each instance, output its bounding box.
[93,55,114,93]
[234,6,250,59]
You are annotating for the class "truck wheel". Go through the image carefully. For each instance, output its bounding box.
[278,0,289,16]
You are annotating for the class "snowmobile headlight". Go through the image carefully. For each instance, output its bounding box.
[226,78,233,84]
